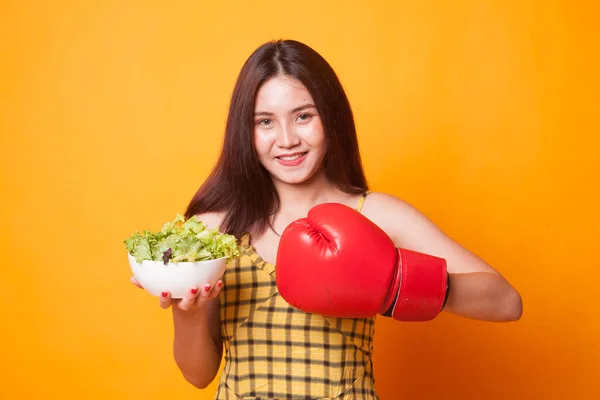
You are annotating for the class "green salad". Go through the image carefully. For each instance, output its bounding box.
[124,214,240,264]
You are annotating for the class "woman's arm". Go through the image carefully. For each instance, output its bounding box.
[172,296,223,388]
[129,276,224,388]
[363,192,522,322]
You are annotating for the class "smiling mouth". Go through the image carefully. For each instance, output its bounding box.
[276,152,307,161]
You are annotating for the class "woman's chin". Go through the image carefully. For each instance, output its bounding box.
[272,169,323,186]
[274,175,311,186]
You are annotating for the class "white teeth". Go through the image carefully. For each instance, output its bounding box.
[279,154,303,161]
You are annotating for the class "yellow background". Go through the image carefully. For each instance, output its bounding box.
[1,0,599,399]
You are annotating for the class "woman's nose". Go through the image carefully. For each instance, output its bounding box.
[276,125,301,148]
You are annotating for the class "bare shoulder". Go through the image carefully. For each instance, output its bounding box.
[193,211,226,231]
[360,191,416,215]
[360,191,444,246]
[361,191,423,226]
[360,191,499,274]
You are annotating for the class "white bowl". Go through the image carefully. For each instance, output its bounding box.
[128,253,227,299]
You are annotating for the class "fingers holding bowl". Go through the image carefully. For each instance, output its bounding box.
[159,291,173,309]
[130,276,143,289]
[209,279,224,300]
[177,287,200,311]
[194,280,223,306]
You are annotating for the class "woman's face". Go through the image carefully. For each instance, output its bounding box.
[253,75,327,186]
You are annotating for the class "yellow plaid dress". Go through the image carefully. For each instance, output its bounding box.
[215,193,378,399]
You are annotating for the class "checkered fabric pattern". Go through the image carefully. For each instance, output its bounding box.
[214,193,379,399]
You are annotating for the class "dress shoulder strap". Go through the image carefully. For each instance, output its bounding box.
[356,190,371,213]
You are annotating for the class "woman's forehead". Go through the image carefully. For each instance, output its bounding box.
[255,76,315,112]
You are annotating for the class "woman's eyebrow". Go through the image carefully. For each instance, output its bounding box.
[254,103,316,116]
[291,103,316,113]
[254,111,274,117]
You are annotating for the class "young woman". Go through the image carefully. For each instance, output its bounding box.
[131,39,522,399]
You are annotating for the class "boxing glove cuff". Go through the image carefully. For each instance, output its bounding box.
[382,248,449,321]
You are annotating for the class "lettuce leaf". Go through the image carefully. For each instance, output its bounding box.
[124,214,240,264]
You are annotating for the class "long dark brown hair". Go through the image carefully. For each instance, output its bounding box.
[184,39,369,237]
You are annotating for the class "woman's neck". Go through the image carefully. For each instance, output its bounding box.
[273,171,338,219]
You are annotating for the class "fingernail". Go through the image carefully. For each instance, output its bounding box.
[217,281,223,287]
[161,292,168,297]
[204,285,211,292]
[191,288,198,295]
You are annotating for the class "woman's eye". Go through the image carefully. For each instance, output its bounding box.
[297,114,311,122]
[257,119,272,126]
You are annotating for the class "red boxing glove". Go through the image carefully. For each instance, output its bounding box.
[276,203,450,321]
